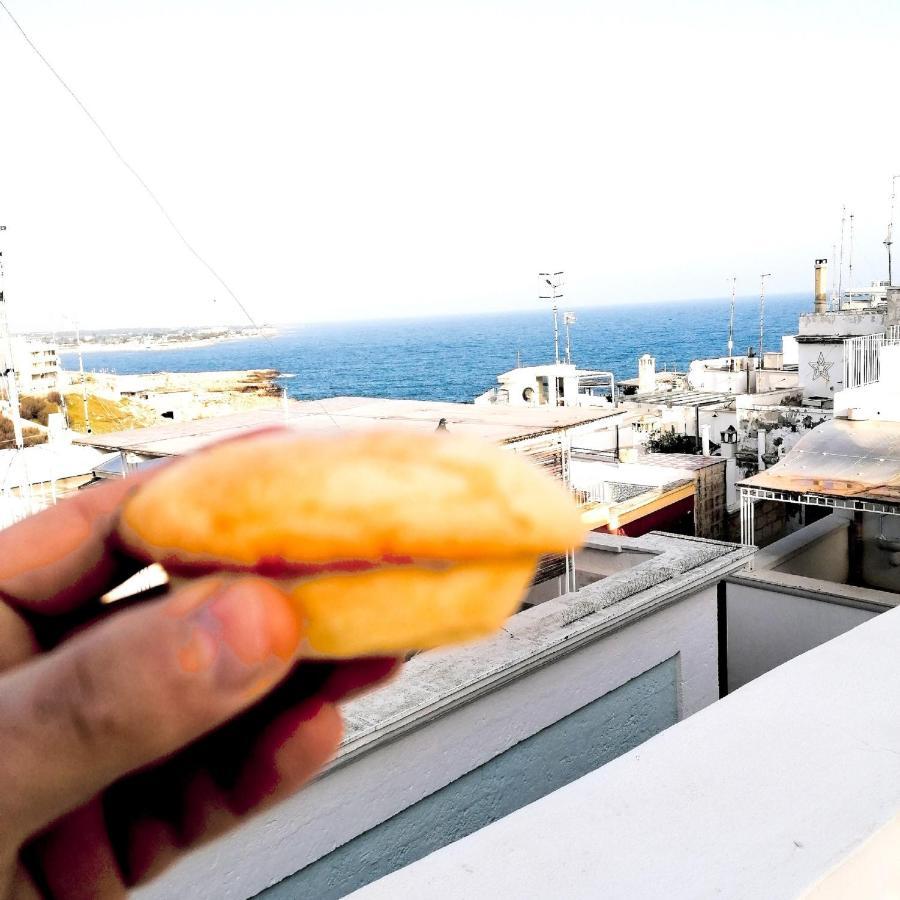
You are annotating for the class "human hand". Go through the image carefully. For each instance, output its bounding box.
[0,469,399,898]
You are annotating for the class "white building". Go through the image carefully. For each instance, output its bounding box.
[475,362,615,409]
[2,336,60,394]
[793,283,900,403]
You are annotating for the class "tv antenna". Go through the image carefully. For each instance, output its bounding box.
[563,311,576,365]
[538,271,565,364]
[727,275,736,361]
[887,176,899,286]
[848,212,855,301]
[62,315,92,434]
[759,273,772,363]
[837,206,846,309]
[0,225,23,451]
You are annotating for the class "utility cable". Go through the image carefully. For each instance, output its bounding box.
[0,0,266,338]
[0,1,345,428]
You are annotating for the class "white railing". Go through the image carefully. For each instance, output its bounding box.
[843,326,900,389]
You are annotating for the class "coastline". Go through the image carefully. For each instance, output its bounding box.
[59,331,274,354]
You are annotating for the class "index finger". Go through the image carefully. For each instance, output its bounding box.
[0,465,164,616]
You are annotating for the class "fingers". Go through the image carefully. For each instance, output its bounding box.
[0,602,39,671]
[0,575,306,841]
[0,427,286,617]
[22,800,126,900]
[121,700,342,887]
[101,658,399,886]
[320,655,401,702]
[0,468,162,616]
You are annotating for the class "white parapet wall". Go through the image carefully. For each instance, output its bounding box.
[352,606,900,900]
[138,533,753,900]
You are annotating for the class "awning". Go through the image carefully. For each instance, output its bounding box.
[739,418,900,508]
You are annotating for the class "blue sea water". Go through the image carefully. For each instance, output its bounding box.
[61,293,810,404]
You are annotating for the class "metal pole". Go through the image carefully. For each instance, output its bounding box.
[759,273,772,363]
[563,312,576,365]
[837,206,845,309]
[539,271,565,366]
[740,490,756,548]
[831,244,837,308]
[727,275,736,360]
[0,226,33,514]
[552,301,560,365]
[848,213,855,302]
[74,321,91,433]
[887,176,898,286]
[0,227,23,450]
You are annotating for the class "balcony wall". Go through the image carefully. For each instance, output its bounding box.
[353,606,900,900]
[138,533,752,900]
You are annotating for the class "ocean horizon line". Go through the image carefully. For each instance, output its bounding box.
[44,289,809,336]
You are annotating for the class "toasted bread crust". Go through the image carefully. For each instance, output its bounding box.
[119,429,584,566]
[284,558,535,657]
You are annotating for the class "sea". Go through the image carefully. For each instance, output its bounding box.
[60,293,810,404]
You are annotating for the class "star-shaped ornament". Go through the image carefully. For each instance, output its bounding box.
[809,351,834,383]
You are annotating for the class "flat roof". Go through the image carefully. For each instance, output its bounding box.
[625,389,733,406]
[73,396,625,457]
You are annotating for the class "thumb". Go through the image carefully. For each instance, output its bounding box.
[0,576,304,841]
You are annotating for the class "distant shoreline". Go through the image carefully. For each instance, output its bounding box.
[58,331,273,354]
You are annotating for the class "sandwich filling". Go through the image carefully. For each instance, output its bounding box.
[157,551,457,580]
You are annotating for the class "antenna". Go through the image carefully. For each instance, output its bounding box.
[759,273,772,363]
[62,314,91,434]
[0,225,23,451]
[563,312,576,365]
[831,243,837,308]
[848,212,855,302]
[887,175,899,286]
[727,275,736,361]
[0,226,35,516]
[538,271,565,365]
[837,206,846,309]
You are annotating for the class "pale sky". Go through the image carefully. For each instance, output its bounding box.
[0,0,898,331]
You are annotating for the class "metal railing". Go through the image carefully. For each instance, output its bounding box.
[843,325,900,389]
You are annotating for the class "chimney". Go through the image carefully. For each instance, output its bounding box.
[638,354,656,394]
[814,258,828,313]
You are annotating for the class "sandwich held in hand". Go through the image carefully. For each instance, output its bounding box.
[118,429,585,657]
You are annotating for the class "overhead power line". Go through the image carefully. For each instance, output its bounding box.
[0,0,266,337]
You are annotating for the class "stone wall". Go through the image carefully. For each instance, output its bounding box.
[694,459,726,539]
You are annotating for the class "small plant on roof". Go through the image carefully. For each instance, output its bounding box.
[646,428,697,454]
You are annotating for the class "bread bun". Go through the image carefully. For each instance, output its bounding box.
[119,429,584,657]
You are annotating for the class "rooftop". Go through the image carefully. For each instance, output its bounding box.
[73,396,625,457]
[334,531,749,763]
[624,388,734,406]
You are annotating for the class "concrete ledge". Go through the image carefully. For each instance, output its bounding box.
[137,532,752,900]
[729,568,899,613]
[754,513,848,572]
[334,532,751,768]
[352,607,900,900]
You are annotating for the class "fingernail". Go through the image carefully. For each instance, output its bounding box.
[178,579,303,689]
